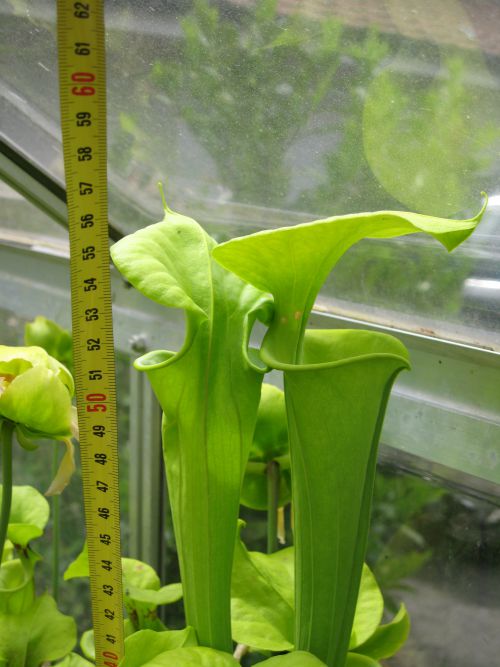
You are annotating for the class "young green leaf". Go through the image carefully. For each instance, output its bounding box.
[111,207,271,651]
[79,629,95,662]
[137,646,239,666]
[353,604,410,660]
[122,557,182,626]
[0,485,49,548]
[260,651,327,666]
[80,619,137,662]
[349,563,383,649]
[24,316,73,374]
[0,594,76,667]
[126,583,183,606]
[241,384,292,510]
[121,628,198,667]
[231,524,294,651]
[0,558,35,615]
[55,653,94,667]
[65,546,181,631]
[344,654,381,667]
[249,384,289,462]
[231,525,384,653]
[63,543,89,580]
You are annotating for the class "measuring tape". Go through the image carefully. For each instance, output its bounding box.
[57,2,124,664]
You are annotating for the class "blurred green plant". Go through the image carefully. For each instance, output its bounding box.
[367,471,446,610]
[151,0,389,207]
[24,317,73,375]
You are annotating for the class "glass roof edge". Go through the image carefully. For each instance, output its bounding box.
[0,137,123,242]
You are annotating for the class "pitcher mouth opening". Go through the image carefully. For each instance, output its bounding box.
[261,329,410,373]
[134,349,176,371]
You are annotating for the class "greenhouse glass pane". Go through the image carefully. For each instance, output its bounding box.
[0,181,66,239]
[1,0,499,347]
[366,465,500,667]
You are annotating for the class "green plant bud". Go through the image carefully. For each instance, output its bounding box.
[0,346,77,495]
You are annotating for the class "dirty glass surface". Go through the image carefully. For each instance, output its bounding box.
[0,181,66,238]
[1,3,500,662]
[365,465,500,667]
[1,0,500,348]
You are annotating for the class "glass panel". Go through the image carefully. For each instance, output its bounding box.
[368,465,500,667]
[0,181,66,239]
[2,1,499,346]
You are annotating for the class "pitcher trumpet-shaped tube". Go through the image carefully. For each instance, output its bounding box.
[111,204,272,651]
[265,329,409,666]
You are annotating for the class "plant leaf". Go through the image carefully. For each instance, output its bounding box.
[260,651,327,666]
[353,605,410,660]
[56,652,94,667]
[0,485,49,548]
[231,524,294,651]
[349,564,383,649]
[79,629,94,661]
[111,208,272,651]
[56,652,94,666]
[80,617,144,662]
[122,557,161,590]
[345,654,381,667]
[249,384,289,462]
[213,200,486,362]
[139,646,239,666]
[121,628,198,667]
[63,543,89,580]
[231,527,384,654]
[0,594,76,667]
[65,546,181,631]
[127,583,183,606]
[110,209,215,319]
[24,316,73,373]
[0,558,35,615]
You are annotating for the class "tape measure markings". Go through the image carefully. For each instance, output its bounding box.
[57,2,124,665]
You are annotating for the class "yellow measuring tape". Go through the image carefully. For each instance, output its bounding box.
[57,2,124,664]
